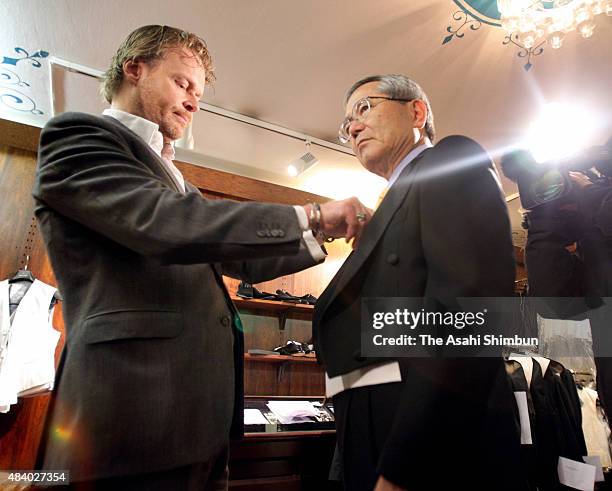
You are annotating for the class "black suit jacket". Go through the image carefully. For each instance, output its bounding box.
[313,135,526,489]
[33,112,322,481]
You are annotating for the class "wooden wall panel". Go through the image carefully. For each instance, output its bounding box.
[243,359,325,397]
[0,145,66,470]
[176,162,329,206]
[0,145,38,275]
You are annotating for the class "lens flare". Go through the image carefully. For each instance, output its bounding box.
[523,102,600,163]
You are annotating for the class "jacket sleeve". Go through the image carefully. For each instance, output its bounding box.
[221,237,324,283]
[419,135,516,299]
[33,113,304,264]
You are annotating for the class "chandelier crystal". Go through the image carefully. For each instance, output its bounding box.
[497,0,612,49]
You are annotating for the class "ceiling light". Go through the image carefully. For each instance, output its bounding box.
[287,141,318,177]
[497,0,608,52]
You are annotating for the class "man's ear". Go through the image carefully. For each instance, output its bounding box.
[411,99,428,130]
[123,58,144,85]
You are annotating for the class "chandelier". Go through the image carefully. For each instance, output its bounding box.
[497,0,612,49]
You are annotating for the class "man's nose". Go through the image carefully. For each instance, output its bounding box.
[183,96,199,113]
[349,119,365,140]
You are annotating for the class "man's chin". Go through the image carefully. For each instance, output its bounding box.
[161,124,184,141]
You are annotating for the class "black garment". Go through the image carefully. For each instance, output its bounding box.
[529,359,587,491]
[505,360,539,491]
[580,182,612,298]
[335,359,526,491]
[41,447,228,491]
[524,203,585,297]
[314,133,525,490]
[585,182,612,416]
[333,382,402,491]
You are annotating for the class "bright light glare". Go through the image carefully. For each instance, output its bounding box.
[299,169,386,209]
[287,164,299,177]
[523,102,599,163]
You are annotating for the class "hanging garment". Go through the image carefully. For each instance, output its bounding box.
[0,279,60,413]
[530,357,588,490]
[505,358,539,491]
[578,386,612,468]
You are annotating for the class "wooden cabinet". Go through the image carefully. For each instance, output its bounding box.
[227,288,345,490]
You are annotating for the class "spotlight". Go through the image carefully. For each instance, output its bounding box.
[287,141,318,177]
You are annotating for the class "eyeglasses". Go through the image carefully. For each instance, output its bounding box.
[338,96,414,144]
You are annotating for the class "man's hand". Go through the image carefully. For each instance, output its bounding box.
[374,475,407,491]
[304,197,372,248]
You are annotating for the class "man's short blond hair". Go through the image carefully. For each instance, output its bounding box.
[101,25,215,103]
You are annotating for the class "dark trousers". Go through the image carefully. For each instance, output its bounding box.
[333,382,402,491]
[333,362,527,491]
[42,447,229,491]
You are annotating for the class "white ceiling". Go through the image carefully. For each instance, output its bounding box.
[1,0,611,244]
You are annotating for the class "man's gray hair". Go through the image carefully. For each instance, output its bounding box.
[344,74,435,142]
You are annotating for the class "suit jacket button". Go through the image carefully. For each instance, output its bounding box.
[352,349,366,362]
[220,315,231,327]
[387,253,399,265]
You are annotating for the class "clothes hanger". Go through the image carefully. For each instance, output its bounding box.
[7,255,63,302]
[9,255,35,283]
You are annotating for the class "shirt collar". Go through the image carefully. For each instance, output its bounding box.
[102,108,174,159]
[386,138,433,188]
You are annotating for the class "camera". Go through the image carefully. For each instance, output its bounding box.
[501,139,612,210]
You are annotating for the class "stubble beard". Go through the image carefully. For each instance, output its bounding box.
[135,86,183,141]
[158,114,183,141]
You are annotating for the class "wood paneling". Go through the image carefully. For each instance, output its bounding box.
[243,357,325,397]
[0,144,66,471]
[0,120,40,153]
[229,433,339,491]
[176,162,330,206]
[0,145,38,275]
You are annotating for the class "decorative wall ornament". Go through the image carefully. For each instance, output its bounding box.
[0,89,43,115]
[502,33,545,71]
[442,10,483,44]
[2,47,49,68]
[0,67,30,87]
[445,0,543,70]
[0,47,48,116]
[452,0,502,26]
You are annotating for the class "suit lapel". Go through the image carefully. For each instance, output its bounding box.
[315,150,429,323]
[184,181,200,194]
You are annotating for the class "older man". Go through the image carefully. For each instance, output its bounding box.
[34,25,369,490]
[313,75,526,490]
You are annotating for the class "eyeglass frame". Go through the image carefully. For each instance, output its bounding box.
[338,96,415,144]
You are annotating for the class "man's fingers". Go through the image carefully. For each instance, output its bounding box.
[318,197,370,240]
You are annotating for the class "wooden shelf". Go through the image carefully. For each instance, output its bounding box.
[243,430,335,439]
[244,353,318,364]
[231,295,313,329]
